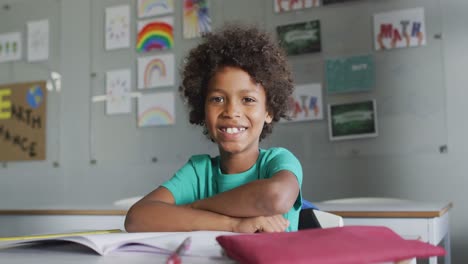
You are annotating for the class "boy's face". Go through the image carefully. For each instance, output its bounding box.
[204,66,272,156]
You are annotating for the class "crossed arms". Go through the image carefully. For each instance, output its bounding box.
[124,170,300,233]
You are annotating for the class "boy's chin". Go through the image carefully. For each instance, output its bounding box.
[218,143,257,156]
[218,145,243,155]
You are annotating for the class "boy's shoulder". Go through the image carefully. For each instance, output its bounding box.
[259,147,299,166]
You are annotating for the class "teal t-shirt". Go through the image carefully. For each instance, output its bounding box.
[161,147,303,232]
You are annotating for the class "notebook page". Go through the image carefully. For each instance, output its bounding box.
[110,231,236,257]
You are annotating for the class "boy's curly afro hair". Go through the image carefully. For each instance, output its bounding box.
[180,24,294,140]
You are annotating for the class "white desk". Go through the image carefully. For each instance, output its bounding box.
[0,239,416,264]
[0,243,235,264]
[315,200,452,264]
[0,205,448,264]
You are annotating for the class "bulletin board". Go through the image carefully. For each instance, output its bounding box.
[0,81,47,161]
[0,0,61,165]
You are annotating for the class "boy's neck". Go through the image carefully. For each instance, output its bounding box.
[219,149,260,175]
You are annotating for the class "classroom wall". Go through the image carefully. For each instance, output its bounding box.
[0,0,466,262]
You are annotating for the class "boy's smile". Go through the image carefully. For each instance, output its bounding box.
[205,66,272,158]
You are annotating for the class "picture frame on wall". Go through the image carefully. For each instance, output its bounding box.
[328,99,378,141]
[276,20,321,55]
[274,0,320,13]
[322,0,360,5]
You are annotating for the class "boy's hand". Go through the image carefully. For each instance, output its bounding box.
[232,215,289,233]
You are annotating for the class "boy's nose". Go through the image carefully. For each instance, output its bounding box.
[222,102,241,118]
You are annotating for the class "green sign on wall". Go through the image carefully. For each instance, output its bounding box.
[326,54,375,94]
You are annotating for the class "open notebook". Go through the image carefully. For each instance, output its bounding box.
[0,229,235,257]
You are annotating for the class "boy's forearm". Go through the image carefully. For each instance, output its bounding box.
[125,200,238,232]
[191,179,292,217]
[191,172,299,217]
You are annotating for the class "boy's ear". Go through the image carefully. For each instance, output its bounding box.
[265,112,273,124]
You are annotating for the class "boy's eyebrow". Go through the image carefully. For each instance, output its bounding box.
[207,87,261,94]
[206,87,224,93]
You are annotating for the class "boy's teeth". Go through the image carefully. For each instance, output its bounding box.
[225,127,245,134]
[227,127,238,134]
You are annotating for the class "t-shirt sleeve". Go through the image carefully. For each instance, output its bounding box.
[267,148,303,185]
[267,148,303,210]
[161,159,199,205]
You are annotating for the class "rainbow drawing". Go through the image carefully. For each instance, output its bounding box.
[144,58,166,88]
[137,92,175,127]
[137,53,175,89]
[137,0,174,18]
[137,17,174,52]
[138,106,174,127]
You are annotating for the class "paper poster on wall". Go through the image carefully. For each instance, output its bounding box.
[137,53,175,89]
[276,20,321,56]
[326,55,375,94]
[0,81,47,161]
[137,92,175,127]
[373,7,426,51]
[27,19,49,62]
[283,83,323,122]
[137,0,174,18]
[274,0,320,13]
[106,69,132,115]
[183,0,211,39]
[0,32,22,63]
[328,99,378,141]
[105,5,130,51]
[137,16,174,52]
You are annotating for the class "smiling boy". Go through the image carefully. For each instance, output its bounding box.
[125,24,302,233]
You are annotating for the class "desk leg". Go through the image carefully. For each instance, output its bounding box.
[444,231,451,264]
[428,231,451,264]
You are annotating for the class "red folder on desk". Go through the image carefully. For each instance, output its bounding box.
[216,226,445,264]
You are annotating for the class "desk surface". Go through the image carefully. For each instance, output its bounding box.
[315,201,453,218]
[0,243,234,264]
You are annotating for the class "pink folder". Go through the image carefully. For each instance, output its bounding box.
[216,226,445,264]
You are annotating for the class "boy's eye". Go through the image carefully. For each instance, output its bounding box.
[243,97,256,103]
[209,96,224,103]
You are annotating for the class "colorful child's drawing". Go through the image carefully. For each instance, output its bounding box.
[105,5,130,50]
[0,32,22,63]
[183,0,211,39]
[373,7,426,51]
[284,83,323,122]
[106,69,132,115]
[274,0,320,13]
[137,16,174,52]
[137,92,175,127]
[276,20,321,55]
[27,19,49,62]
[137,0,174,18]
[137,53,175,89]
